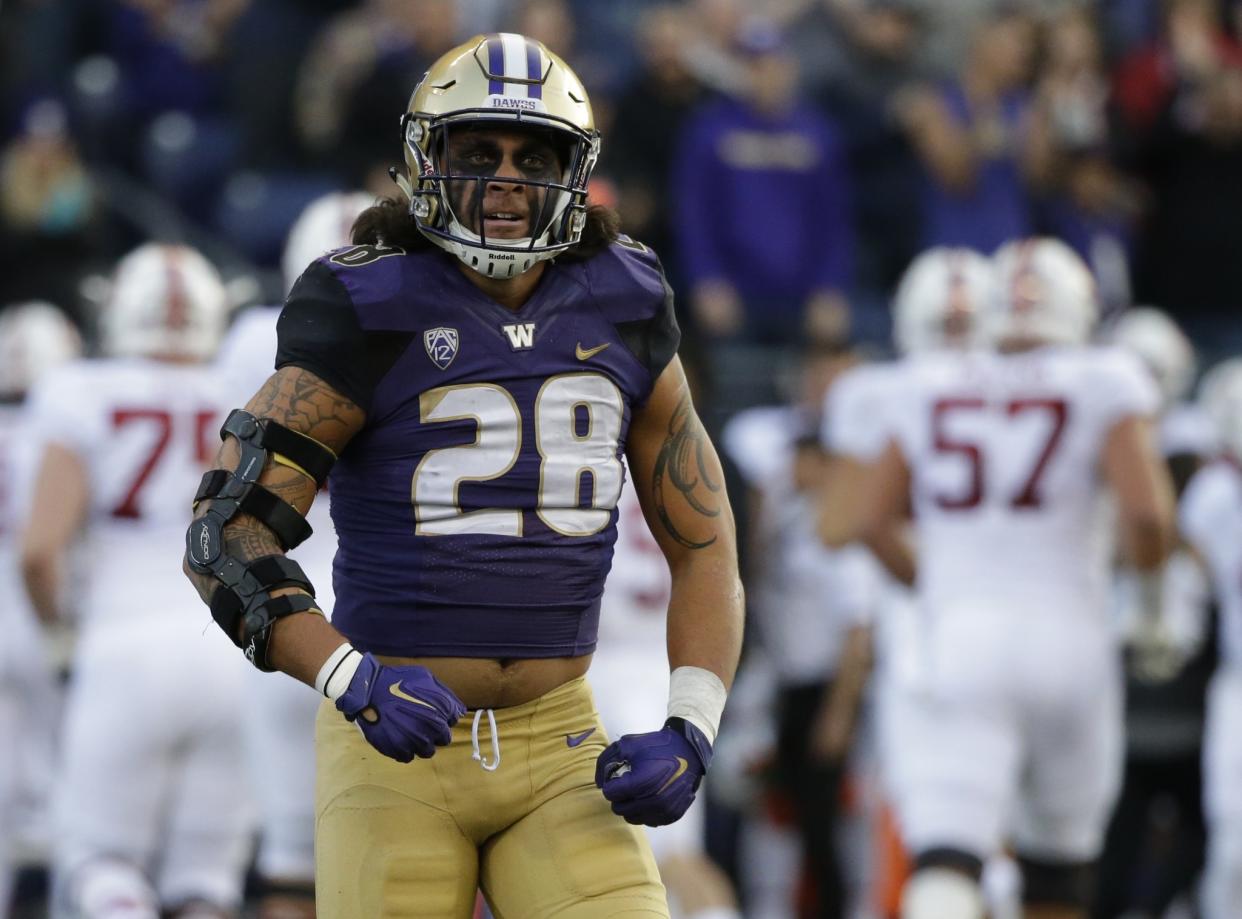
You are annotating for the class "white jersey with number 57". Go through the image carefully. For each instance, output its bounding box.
[25,358,223,624]
[889,345,1158,623]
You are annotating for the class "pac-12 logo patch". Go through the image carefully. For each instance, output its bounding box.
[423,327,459,370]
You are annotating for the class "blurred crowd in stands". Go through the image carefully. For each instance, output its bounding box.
[3,0,1242,402]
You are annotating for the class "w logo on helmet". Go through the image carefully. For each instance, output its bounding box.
[424,327,459,370]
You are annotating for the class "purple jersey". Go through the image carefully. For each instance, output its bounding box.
[275,239,678,658]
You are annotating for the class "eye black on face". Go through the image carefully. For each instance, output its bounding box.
[447,137,501,175]
[445,128,562,179]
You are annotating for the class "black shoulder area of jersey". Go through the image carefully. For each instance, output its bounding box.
[274,259,415,413]
[581,236,680,384]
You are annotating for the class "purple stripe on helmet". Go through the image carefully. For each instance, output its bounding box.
[486,35,504,95]
[525,39,543,99]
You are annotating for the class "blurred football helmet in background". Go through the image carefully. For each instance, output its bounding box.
[281,190,374,293]
[987,237,1099,347]
[101,243,228,362]
[1198,357,1242,461]
[398,32,600,279]
[0,301,82,398]
[892,247,992,355]
[1107,306,1196,410]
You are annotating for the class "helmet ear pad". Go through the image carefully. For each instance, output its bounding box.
[401,114,440,226]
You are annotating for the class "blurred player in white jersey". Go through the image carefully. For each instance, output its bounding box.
[591,477,740,919]
[1178,358,1242,919]
[20,244,251,919]
[1107,306,1212,494]
[818,247,990,551]
[1094,306,1214,917]
[723,344,880,918]
[859,238,1175,919]
[819,247,996,917]
[1106,306,1211,679]
[0,303,80,918]
[216,190,369,919]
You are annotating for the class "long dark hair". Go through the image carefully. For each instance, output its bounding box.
[350,196,621,263]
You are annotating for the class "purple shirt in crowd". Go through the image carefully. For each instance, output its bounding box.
[673,98,853,306]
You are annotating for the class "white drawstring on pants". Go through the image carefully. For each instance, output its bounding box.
[470,708,500,772]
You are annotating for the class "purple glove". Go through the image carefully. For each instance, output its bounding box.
[335,652,467,763]
[595,717,713,826]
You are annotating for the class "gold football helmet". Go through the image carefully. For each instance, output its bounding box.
[397,33,600,279]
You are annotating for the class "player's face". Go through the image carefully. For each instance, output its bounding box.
[444,126,563,240]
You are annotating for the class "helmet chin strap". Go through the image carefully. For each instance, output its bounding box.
[447,215,540,256]
[442,215,545,279]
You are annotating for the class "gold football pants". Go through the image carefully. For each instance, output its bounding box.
[315,676,669,918]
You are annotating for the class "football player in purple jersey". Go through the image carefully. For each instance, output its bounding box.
[182,33,743,919]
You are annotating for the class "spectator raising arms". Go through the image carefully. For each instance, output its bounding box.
[893,7,1054,253]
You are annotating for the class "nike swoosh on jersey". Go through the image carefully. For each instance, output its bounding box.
[389,682,437,709]
[566,728,596,747]
[575,342,610,360]
[658,757,689,793]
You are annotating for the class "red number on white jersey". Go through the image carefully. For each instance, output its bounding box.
[110,408,216,519]
[930,397,1069,511]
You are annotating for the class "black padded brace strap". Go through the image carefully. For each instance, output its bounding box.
[194,470,312,550]
[207,555,319,672]
[243,593,322,672]
[186,408,330,672]
[249,556,315,593]
[194,469,226,505]
[242,488,313,549]
[226,410,336,487]
[208,555,314,640]
[187,409,323,570]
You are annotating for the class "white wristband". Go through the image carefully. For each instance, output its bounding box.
[315,643,362,700]
[667,666,727,745]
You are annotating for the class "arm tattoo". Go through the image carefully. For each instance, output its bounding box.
[651,393,722,549]
[245,367,365,453]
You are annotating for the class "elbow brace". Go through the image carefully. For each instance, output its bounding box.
[185,409,337,671]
